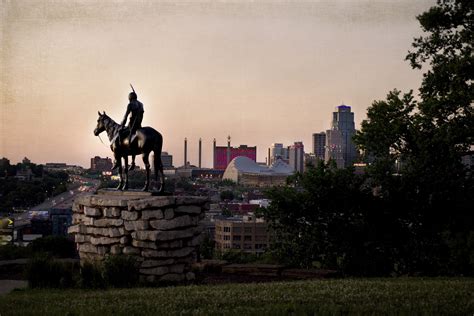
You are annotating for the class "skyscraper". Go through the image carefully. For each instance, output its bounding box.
[289,141,305,173]
[267,143,289,166]
[312,132,326,160]
[325,105,357,168]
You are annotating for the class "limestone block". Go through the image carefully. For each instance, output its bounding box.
[91,196,129,207]
[142,247,195,259]
[123,246,140,255]
[72,203,83,214]
[127,196,175,211]
[186,272,196,281]
[164,208,174,220]
[89,227,125,238]
[121,210,139,221]
[155,229,194,242]
[169,264,185,274]
[175,205,202,215]
[140,259,174,268]
[68,224,88,235]
[149,215,194,231]
[74,195,93,207]
[139,266,169,276]
[91,236,121,245]
[103,207,122,218]
[140,275,156,283]
[132,240,158,250]
[74,234,91,243]
[84,206,102,217]
[133,230,160,241]
[72,214,93,225]
[78,243,97,254]
[92,219,124,227]
[110,245,122,255]
[159,273,185,282]
[141,210,164,220]
[120,236,130,245]
[157,240,183,249]
[124,220,149,231]
[186,233,205,247]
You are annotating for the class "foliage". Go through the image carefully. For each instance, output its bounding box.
[102,255,139,288]
[79,261,105,289]
[25,254,76,288]
[0,244,32,260]
[198,234,215,260]
[220,190,234,201]
[352,0,473,275]
[1,279,472,315]
[29,236,77,258]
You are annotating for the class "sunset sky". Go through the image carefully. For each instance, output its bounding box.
[1,0,435,168]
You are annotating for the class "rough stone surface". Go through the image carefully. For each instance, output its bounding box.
[175,205,201,214]
[103,207,121,218]
[90,237,120,245]
[70,193,207,284]
[139,266,169,276]
[150,215,194,231]
[141,259,174,268]
[123,246,140,255]
[141,210,164,220]
[84,206,102,217]
[124,220,149,231]
[121,210,139,221]
[128,196,175,211]
[92,219,123,227]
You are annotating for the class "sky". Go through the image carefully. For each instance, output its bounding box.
[0,0,435,168]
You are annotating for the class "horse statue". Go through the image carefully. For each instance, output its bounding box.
[93,111,165,192]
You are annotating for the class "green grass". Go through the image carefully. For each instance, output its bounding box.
[0,278,472,315]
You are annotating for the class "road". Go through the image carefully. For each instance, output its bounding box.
[13,175,100,226]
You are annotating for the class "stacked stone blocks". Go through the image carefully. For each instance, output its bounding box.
[68,193,208,283]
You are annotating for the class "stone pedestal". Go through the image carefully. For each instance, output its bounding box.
[68,191,209,283]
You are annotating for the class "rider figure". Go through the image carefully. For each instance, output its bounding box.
[111,85,144,170]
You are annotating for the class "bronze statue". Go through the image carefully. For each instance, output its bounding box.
[93,89,165,192]
[111,84,144,170]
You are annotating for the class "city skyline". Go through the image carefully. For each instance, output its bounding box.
[1,0,435,168]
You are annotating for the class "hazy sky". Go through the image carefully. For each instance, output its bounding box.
[1,0,435,168]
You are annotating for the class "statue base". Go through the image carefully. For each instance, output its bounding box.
[68,193,209,284]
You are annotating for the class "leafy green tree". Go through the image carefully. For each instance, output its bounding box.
[220,190,234,201]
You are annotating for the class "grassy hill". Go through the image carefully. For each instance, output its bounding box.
[1,278,472,315]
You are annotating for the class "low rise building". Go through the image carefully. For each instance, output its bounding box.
[215,213,271,254]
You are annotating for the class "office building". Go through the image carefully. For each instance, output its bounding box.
[312,132,326,160]
[267,143,289,166]
[325,105,357,168]
[289,142,305,173]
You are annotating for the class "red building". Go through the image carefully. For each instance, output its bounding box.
[214,145,257,170]
[90,156,113,172]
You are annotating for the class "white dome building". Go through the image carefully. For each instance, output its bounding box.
[223,156,293,187]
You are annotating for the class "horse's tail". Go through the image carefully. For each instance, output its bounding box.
[153,133,165,192]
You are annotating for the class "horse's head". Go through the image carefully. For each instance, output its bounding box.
[94,111,107,136]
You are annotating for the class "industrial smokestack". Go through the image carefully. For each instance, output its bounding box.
[227,135,231,166]
[184,137,187,169]
[213,138,216,169]
[198,138,202,168]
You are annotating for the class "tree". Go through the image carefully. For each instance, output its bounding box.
[354,0,474,275]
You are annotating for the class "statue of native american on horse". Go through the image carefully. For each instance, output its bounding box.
[93,85,165,192]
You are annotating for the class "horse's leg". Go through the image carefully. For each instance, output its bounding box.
[115,156,123,190]
[153,148,165,193]
[123,155,129,190]
[142,153,150,191]
[129,155,136,171]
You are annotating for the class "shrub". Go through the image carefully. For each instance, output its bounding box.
[25,254,75,288]
[102,255,139,288]
[0,244,31,260]
[30,235,77,258]
[79,261,105,289]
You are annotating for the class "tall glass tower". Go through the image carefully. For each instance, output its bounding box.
[325,105,357,168]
